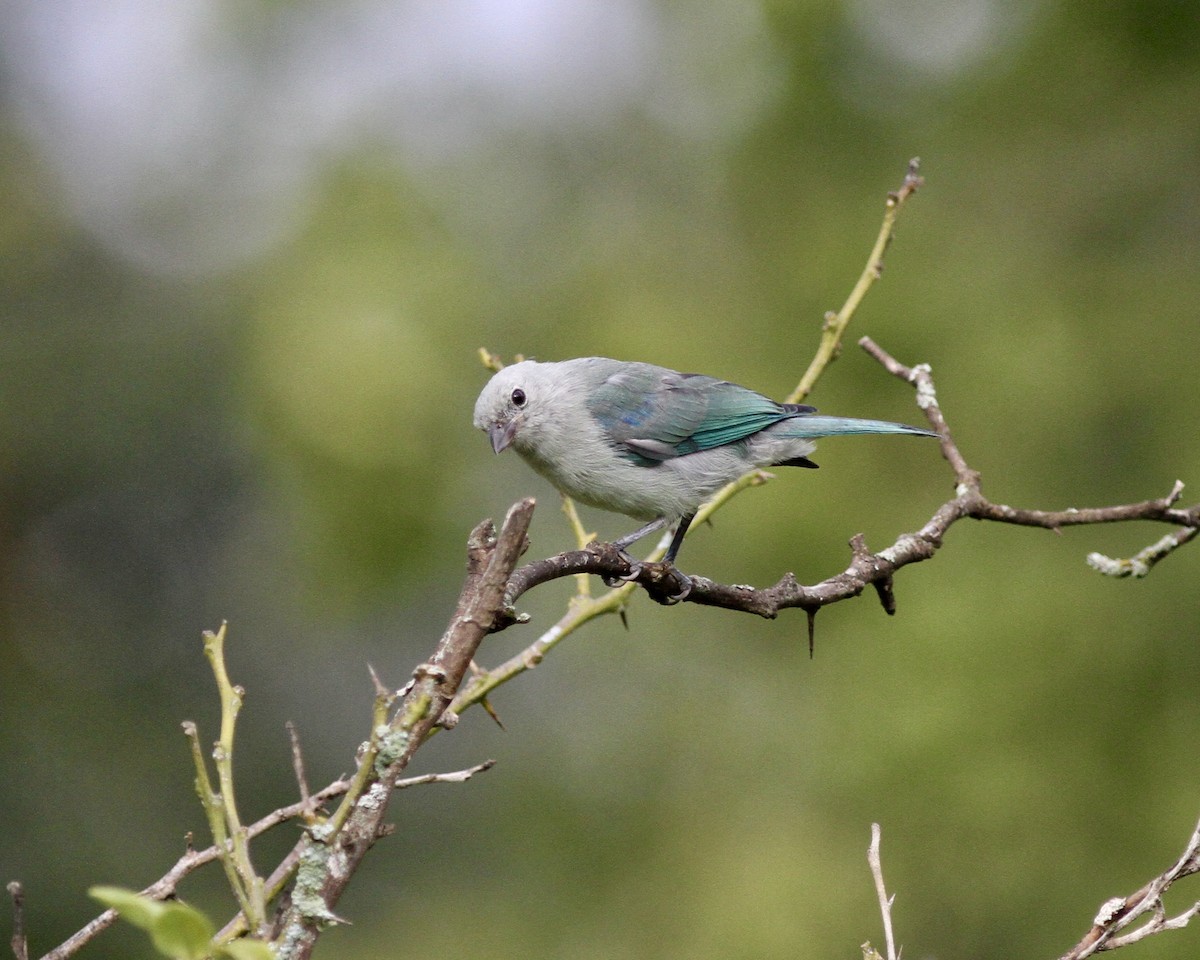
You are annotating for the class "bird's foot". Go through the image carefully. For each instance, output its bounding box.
[585,539,638,587]
[600,549,643,587]
[640,560,693,605]
[590,542,690,601]
[601,565,643,588]
[601,560,692,603]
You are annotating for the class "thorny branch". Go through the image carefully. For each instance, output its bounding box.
[484,337,1197,626]
[12,159,1198,960]
[267,500,532,959]
[37,332,1185,960]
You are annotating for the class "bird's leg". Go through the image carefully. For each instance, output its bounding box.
[601,515,695,604]
[611,517,669,553]
[601,517,668,587]
[663,513,694,565]
[653,513,695,603]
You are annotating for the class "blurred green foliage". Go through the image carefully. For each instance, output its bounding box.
[1,1,1198,958]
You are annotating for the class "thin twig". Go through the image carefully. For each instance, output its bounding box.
[201,624,266,930]
[286,721,313,822]
[396,760,496,789]
[212,761,497,944]
[7,882,28,960]
[1087,523,1198,578]
[868,824,898,960]
[789,158,924,404]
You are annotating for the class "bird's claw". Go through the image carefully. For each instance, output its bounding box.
[618,562,644,583]
[657,575,692,605]
[641,562,692,605]
[601,557,643,587]
[594,543,691,602]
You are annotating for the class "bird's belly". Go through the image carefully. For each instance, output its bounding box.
[518,445,738,521]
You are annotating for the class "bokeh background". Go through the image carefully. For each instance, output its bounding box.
[2,1,1199,957]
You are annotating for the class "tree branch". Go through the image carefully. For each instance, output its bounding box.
[7,883,27,960]
[21,158,1198,960]
[27,340,1198,956]
[479,339,1197,631]
[788,157,924,404]
[866,824,898,960]
[37,778,352,960]
[270,499,533,959]
[857,817,1200,959]
[1059,817,1200,959]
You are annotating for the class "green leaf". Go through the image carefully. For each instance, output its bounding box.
[219,938,276,960]
[89,888,220,960]
[149,902,216,960]
[89,886,166,929]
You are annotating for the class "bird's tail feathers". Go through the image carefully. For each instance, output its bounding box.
[778,415,937,439]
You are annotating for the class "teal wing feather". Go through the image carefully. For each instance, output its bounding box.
[585,363,803,463]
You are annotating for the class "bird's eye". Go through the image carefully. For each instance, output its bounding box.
[511,388,526,407]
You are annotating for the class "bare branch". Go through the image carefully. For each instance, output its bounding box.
[38,778,352,960]
[868,824,898,960]
[1059,817,1200,959]
[7,882,28,960]
[788,158,924,404]
[286,721,314,823]
[271,499,535,959]
[396,760,496,789]
[1087,520,1198,578]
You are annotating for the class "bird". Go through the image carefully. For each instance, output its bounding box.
[473,357,938,571]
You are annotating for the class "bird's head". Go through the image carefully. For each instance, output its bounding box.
[473,360,543,454]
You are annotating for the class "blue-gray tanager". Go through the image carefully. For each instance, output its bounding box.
[473,357,938,567]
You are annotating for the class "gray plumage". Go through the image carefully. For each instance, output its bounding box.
[473,357,937,563]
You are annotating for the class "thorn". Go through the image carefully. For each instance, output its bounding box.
[619,607,629,631]
[481,696,507,731]
[805,607,817,658]
[872,576,897,616]
[367,663,389,698]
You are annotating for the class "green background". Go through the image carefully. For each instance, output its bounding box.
[2,1,1198,957]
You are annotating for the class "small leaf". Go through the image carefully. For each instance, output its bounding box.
[89,886,166,929]
[149,901,215,960]
[90,889,220,960]
[220,938,277,960]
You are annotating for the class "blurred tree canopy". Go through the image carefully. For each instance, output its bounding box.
[1,1,1198,957]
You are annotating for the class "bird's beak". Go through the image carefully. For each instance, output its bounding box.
[488,419,519,454]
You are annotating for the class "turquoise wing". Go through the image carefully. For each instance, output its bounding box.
[585,363,801,463]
